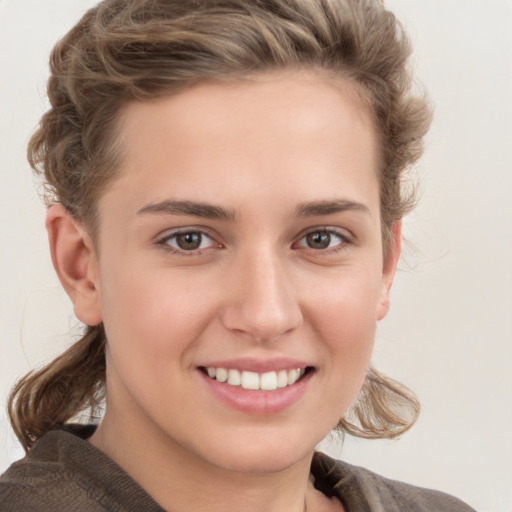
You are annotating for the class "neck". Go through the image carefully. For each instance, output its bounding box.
[90,410,314,512]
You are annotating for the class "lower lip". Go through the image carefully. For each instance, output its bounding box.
[199,370,313,415]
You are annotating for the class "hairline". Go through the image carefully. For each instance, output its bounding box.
[82,66,390,255]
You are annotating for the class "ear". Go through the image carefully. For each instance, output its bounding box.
[376,221,402,321]
[46,204,103,326]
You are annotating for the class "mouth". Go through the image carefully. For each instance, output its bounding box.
[199,366,314,391]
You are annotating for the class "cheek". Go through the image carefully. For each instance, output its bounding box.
[97,264,216,376]
[97,269,221,428]
[307,267,383,343]
[314,288,377,373]
[306,270,381,409]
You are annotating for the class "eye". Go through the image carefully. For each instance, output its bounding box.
[158,230,219,253]
[295,229,348,251]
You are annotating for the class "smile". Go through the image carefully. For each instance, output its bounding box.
[201,367,308,391]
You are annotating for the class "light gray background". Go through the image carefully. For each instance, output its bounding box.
[1,1,511,511]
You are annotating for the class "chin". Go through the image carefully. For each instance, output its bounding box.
[194,427,320,475]
[212,449,311,475]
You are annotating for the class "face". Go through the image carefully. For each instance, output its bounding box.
[82,71,399,474]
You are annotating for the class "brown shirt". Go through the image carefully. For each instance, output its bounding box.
[0,425,476,512]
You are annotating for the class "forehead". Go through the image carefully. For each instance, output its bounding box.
[103,70,379,217]
[119,70,374,148]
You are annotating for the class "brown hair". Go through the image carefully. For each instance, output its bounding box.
[9,0,430,450]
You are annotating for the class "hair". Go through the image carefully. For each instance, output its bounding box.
[9,0,430,451]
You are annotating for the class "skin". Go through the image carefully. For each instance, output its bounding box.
[47,71,401,512]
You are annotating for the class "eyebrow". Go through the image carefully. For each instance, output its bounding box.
[295,199,370,217]
[137,200,236,220]
[137,198,369,221]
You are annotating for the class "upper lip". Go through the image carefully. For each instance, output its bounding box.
[197,357,312,373]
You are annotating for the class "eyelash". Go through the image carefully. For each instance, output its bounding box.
[156,227,353,256]
[156,229,220,256]
[293,227,353,254]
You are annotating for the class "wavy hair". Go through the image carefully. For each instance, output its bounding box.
[9,0,431,450]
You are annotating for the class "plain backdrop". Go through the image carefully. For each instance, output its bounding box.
[1,1,511,511]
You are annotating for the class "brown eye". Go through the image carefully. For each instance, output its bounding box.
[295,229,348,252]
[175,232,202,250]
[161,230,217,253]
[305,231,332,249]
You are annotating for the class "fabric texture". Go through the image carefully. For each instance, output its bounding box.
[0,425,476,512]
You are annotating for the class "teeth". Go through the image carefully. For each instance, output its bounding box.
[277,370,288,388]
[216,368,228,383]
[241,371,260,390]
[205,367,306,391]
[227,369,241,386]
[260,371,278,391]
[287,368,300,385]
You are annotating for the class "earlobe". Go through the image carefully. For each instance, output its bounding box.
[377,221,402,321]
[46,204,103,326]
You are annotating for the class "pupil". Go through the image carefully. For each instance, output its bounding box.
[177,232,201,250]
[307,231,330,249]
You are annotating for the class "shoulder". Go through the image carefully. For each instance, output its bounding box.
[0,427,107,512]
[0,425,163,512]
[311,451,477,512]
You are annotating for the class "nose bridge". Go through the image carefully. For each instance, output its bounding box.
[222,244,302,341]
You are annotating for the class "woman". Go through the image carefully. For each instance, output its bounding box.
[0,0,476,510]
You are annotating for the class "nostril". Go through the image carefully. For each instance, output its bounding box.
[220,300,303,343]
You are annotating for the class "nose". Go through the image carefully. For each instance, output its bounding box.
[220,249,303,342]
